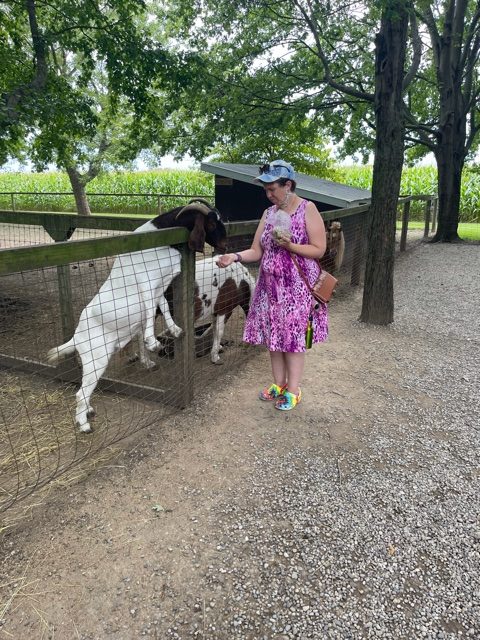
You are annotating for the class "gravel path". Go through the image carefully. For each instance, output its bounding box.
[193,243,480,639]
[1,241,479,640]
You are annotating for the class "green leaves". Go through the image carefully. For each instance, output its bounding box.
[1,0,166,163]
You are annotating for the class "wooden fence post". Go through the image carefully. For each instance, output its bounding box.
[431,198,438,234]
[423,199,431,238]
[41,219,77,341]
[57,265,75,340]
[172,244,195,408]
[400,200,410,252]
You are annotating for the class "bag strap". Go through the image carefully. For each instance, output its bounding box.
[290,252,319,297]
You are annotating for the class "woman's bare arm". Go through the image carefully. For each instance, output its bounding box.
[216,210,267,267]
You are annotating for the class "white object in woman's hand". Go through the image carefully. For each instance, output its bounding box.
[272,209,292,245]
[272,228,292,244]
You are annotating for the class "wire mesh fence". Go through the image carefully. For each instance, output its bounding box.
[0,260,256,513]
[0,215,259,526]
[0,197,437,527]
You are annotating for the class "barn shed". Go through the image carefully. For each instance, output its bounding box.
[200,161,371,222]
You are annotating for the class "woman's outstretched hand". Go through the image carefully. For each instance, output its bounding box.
[216,253,236,268]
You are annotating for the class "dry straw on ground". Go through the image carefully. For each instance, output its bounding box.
[0,372,125,533]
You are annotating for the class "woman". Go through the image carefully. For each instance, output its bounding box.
[216,159,328,411]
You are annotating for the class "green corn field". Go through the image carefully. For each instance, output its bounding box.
[336,165,480,222]
[0,170,214,216]
[0,166,479,222]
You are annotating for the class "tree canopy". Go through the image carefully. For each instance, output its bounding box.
[1,1,158,158]
[163,0,479,240]
[0,0,203,212]
[2,0,479,238]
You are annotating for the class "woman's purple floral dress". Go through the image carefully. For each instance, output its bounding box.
[244,199,328,352]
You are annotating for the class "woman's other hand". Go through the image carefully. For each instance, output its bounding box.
[272,229,292,249]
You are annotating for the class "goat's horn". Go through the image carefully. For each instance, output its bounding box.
[188,197,213,207]
[175,202,210,219]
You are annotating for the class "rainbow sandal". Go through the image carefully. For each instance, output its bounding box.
[274,389,302,411]
[259,383,287,402]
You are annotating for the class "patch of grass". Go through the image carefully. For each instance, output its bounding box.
[396,220,480,241]
[457,223,480,241]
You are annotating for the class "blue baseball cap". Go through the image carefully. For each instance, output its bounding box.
[255,159,295,183]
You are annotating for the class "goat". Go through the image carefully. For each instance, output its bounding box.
[192,258,255,363]
[139,257,256,365]
[320,220,345,273]
[194,258,255,363]
[47,200,227,433]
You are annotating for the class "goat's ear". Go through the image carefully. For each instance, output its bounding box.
[188,213,206,252]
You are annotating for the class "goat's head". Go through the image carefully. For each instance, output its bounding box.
[324,220,345,272]
[175,199,227,253]
[326,221,341,253]
[328,220,342,236]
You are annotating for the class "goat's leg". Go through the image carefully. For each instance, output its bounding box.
[211,315,226,364]
[144,294,182,349]
[75,346,111,433]
[157,293,183,339]
[142,298,163,352]
[136,332,157,369]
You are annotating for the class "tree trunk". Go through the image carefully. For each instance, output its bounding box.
[2,0,48,127]
[429,1,467,243]
[431,100,465,242]
[66,167,92,216]
[432,149,463,242]
[360,3,409,326]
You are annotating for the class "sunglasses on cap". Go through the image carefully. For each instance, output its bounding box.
[259,163,290,177]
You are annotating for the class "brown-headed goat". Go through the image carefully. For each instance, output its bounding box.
[47,200,227,433]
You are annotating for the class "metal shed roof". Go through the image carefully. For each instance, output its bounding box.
[201,162,371,209]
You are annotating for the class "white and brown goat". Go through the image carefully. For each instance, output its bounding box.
[141,257,256,365]
[192,257,256,363]
[47,200,227,433]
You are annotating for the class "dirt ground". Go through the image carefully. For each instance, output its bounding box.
[0,240,478,639]
[0,284,362,635]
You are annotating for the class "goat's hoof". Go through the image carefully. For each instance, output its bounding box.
[211,357,224,366]
[142,360,158,370]
[144,339,161,352]
[169,326,183,339]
